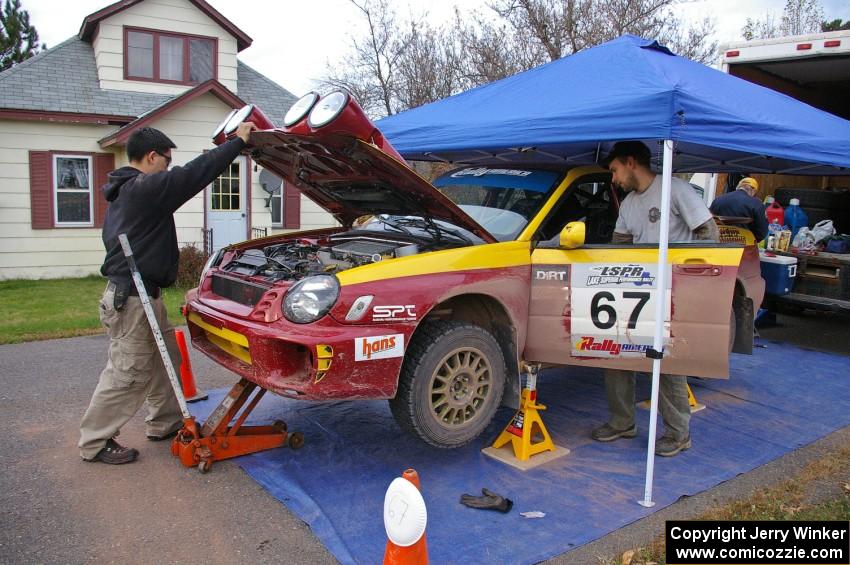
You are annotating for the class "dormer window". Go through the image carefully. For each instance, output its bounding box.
[124,27,216,85]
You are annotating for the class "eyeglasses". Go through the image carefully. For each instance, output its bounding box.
[155,151,172,166]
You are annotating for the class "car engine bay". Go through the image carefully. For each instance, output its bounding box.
[218,227,464,283]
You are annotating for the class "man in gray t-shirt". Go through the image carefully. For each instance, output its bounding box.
[591,141,719,457]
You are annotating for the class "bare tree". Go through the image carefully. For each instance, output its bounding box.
[741,12,779,40]
[319,0,415,117]
[781,0,824,36]
[741,0,825,40]
[395,21,461,109]
[450,8,538,86]
[323,0,720,118]
[489,0,717,64]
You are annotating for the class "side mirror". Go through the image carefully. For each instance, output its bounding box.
[559,221,586,249]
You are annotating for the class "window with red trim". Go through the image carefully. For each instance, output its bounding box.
[125,27,216,85]
[54,155,93,226]
[29,151,114,230]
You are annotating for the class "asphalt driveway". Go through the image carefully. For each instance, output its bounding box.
[1,310,847,564]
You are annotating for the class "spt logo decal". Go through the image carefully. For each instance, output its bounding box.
[355,334,405,361]
[372,305,417,322]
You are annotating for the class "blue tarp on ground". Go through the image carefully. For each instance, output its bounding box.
[375,35,850,175]
[188,341,850,564]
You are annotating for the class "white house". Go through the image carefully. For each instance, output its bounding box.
[0,0,335,280]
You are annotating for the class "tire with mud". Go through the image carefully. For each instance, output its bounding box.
[389,321,506,448]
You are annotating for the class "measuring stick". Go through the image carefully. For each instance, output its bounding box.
[118,233,191,420]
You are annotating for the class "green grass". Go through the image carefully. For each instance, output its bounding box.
[0,276,189,344]
[606,444,850,565]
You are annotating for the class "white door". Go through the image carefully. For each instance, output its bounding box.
[207,156,247,251]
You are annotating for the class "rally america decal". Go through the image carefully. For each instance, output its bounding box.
[570,263,671,358]
[573,336,654,356]
[354,334,405,361]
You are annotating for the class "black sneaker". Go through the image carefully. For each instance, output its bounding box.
[84,438,139,465]
[655,435,692,457]
[591,423,637,442]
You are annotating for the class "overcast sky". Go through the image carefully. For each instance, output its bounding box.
[24,0,850,96]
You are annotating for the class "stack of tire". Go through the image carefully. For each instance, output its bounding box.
[774,188,850,234]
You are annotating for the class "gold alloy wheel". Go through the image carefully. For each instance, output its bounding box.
[429,346,493,427]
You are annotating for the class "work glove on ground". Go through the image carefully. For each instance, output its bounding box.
[459,488,513,513]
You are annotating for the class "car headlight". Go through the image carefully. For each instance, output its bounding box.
[283,275,340,324]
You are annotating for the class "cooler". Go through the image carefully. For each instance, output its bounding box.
[759,252,798,296]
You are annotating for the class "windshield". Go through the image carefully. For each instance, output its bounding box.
[433,167,562,241]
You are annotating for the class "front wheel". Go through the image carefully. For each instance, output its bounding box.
[390,321,506,448]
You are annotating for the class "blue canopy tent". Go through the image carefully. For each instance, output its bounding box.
[377,35,850,175]
[376,34,850,506]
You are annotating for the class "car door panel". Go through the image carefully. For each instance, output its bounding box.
[526,246,743,378]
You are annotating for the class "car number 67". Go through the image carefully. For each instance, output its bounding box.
[590,291,651,330]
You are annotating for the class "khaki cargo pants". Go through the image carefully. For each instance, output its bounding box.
[603,368,691,441]
[78,283,183,459]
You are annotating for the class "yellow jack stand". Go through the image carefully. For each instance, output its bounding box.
[482,363,569,470]
[638,383,705,413]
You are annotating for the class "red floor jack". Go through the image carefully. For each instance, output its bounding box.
[119,235,303,474]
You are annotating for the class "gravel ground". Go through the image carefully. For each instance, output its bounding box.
[0,310,846,564]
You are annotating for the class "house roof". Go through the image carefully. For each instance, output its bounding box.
[0,36,297,133]
[237,60,298,125]
[79,0,252,52]
[0,37,171,119]
[98,79,245,147]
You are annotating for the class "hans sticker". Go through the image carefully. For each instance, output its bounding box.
[372,305,417,322]
[586,265,654,287]
[355,334,405,361]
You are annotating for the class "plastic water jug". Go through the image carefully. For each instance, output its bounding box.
[765,200,784,226]
[785,198,808,240]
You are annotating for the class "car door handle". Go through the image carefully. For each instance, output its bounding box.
[674,264,722,276]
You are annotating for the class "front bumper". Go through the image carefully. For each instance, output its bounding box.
[185,291,406,400]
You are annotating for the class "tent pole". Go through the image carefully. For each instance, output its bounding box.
[706,173,718,205]
[638,139,674,508]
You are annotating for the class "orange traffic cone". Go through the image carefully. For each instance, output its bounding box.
[383,468,428,564]
[174,328,208,402]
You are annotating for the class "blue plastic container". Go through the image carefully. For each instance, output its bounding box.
[784,198,808,240]
[759,252,798,295]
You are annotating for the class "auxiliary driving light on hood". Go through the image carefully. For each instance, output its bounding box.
[211,109,238,145]
[307,90,406,163]
[223,104,275,138]
[308,91,349,128]
[283,91,321,131]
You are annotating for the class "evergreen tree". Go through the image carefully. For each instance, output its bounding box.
[821,19,850,32]
[0,0,43,72]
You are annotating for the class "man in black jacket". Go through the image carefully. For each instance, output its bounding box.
[79,122,254,464]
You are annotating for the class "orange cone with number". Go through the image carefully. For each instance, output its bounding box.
[383,468,428,564]
[174,328,208,402]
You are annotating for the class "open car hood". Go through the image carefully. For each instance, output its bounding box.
[247,130,497,243]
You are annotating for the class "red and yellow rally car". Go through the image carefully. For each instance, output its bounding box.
[185,94,764,448]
